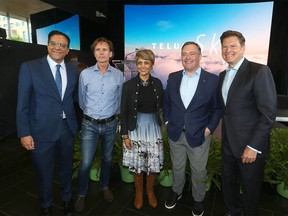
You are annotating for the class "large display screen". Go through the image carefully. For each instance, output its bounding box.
[124,2,274,87]
[36,14,80,50]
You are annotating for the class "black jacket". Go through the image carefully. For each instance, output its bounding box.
[120,74,163,135]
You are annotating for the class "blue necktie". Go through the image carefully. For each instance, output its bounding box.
[55,64,62,98]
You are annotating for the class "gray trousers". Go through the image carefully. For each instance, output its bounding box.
[169,132,211,202]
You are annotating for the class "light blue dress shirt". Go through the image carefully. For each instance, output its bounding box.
[221,57,244,105]
[180,67,201,109]
[79,63,124,119]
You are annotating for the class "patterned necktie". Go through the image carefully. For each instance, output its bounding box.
[55,64,62,98]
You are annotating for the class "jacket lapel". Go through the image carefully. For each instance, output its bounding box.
[41,57,62,101]
[218,71,226,108]
[63,63,71,101]
[175,71,186,109]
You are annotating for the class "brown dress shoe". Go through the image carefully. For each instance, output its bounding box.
[63,199,73,216]
[40,207,53,216]
[101,188,114,202]
[74,196,85,212]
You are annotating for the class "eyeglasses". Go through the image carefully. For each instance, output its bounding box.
[48,41,68,49]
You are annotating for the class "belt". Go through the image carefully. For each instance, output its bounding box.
[83,114,116,124]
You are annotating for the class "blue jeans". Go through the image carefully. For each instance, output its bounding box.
[77,118,118,196]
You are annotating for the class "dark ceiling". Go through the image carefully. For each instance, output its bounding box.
[41,0,274,23]
[41,0,109,22]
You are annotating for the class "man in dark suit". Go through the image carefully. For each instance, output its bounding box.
[163,42,222,216]
[218,30,277,216]
[16,30,79,216]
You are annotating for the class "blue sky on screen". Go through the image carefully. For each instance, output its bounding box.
[124,2,273,87]
[36,15,80,50]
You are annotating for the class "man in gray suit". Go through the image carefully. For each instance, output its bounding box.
[218,30,277,216]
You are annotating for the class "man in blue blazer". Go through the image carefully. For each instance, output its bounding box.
[16,30,79,216]
[163,42,222,216]
[218,30,277,216]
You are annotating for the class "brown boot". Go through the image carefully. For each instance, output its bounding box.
[133,173,143,209]
[146,174,157,208]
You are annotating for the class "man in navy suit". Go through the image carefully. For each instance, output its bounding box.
[218,30,277,216]
[163,42,222,216]
[17,30,79,216]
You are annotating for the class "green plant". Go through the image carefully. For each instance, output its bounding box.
[113,132,123,165]
[156,126,173,185]
[73,131,102,179]
[206,135,222,190]
[264,128,288,190]
[162,127,172,172]
[73,131,82,178]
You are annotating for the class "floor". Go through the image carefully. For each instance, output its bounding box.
[0,133,287,216]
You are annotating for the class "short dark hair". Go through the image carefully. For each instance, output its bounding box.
[48,30,70,47]
[90,37,115,60]
[181,41,202,54]
[220,30,246,46]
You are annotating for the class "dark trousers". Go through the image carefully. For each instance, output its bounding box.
[222,151,266,216]
[31,119,74,208]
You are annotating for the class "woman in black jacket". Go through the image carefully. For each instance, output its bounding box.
[120,49,163,209]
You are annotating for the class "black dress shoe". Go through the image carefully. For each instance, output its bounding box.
[40,207,53,216]
[63,199,74,216]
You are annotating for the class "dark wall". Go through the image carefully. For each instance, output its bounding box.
[0,40,94,136]
[0,41,47,136]
[268,1,288,95]
[106,1,125,61]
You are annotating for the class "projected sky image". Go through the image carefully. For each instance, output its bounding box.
[36,15,80,50]
[124,2,274,87]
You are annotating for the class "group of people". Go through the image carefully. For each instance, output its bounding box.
[16,29,277,216]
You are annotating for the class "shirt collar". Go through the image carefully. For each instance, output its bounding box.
[182,67,201,77]
[226,57,245,72]
[47,55,64,68]
[94,63,111,73]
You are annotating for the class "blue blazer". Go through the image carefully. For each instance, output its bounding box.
[17,56,79,142]
[163,69,222,147]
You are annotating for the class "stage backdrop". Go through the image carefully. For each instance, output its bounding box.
[124,2,273,88]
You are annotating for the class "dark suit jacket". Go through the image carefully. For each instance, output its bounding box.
[163,69,222,147]
[218,58,277,158]
[17,56,79,142]
[120,74,163,135]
